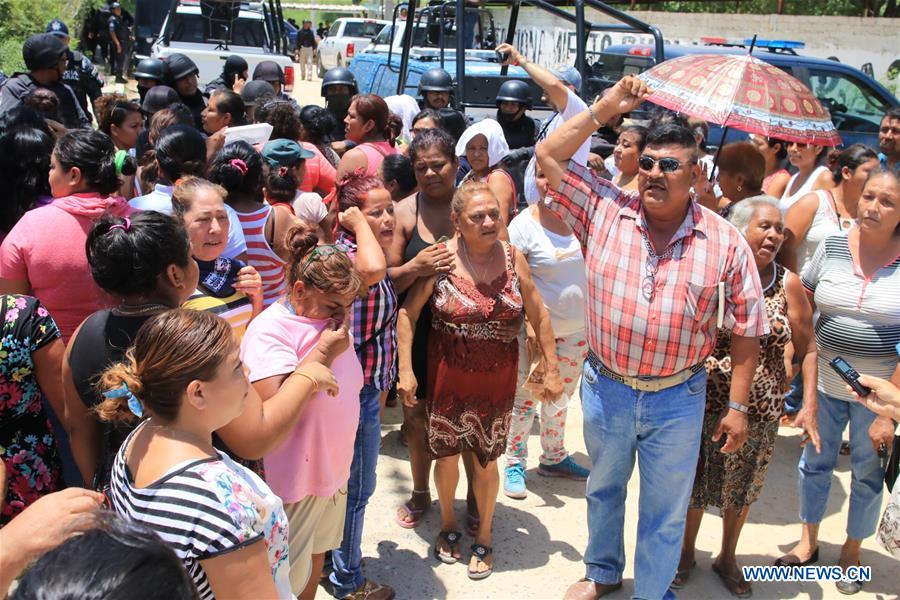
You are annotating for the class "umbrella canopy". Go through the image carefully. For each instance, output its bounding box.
[639,53,842,147]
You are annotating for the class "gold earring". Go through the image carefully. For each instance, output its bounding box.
[737,185,742,192]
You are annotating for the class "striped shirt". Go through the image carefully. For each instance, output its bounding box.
[183,288,253,340]
[109,424,292,599]
[801,234,900,399]
[236,205,287,306]
[546,161,768,377]
[337,233,399,389]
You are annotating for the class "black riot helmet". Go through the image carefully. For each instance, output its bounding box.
[496,79,533,110]
[164,53,199,82]
[252,60,284,84]
[134,58,166,82]
[321,66,358,97]
[417,68,453,95]
[23,33,67,71]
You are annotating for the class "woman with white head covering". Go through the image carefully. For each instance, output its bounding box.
[456,118,517,225]
[384,94,421,142]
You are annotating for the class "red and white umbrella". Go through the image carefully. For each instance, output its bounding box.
[638,52,842,147]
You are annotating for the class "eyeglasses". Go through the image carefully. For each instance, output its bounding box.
[638,155,695,174]
[301,243,350,274]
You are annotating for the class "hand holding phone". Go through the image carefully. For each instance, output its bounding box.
[829,356,871,397]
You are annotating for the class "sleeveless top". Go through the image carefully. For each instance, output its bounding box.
[762,168,789,194]
[402,193,436,397]
[462,167,519,219]
[236,205,287,306]
[779,165,829,213]
[357,141,398,177]
[796,189,855,274]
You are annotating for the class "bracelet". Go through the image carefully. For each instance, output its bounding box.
[292,370,319,393]
[588,103,603,127]
[727,401,750,414]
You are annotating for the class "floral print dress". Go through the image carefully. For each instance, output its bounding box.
[0,295,62,525]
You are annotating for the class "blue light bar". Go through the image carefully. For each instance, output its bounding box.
[748,39,805,49]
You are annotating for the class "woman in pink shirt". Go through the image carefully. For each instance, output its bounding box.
[0,129,132,342]
[336,94,398,180]
[241,221,364,599]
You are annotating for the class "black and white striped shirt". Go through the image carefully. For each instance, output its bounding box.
[801,234,900,399]
[109,424,292,599]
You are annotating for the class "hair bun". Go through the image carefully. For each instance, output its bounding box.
[285,221,319,264]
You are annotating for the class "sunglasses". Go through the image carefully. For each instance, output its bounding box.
[301,243,350,274]
[638,155,695,174]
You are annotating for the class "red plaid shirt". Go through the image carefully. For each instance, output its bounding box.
[546,162,768,377]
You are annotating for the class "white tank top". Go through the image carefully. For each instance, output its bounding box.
[779,165,830,214]
[796,189,855,274]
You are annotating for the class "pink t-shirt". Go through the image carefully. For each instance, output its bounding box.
[298,142,337,196]
[0,194,132,342]
[241,301,362,502]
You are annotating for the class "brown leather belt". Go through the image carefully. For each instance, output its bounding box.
[586,350,704,393]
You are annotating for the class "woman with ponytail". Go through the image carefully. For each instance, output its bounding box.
[209,141,296,306]
[0,129,132,341]
[336,94,399,181]
[241,221,364,599]
[103,309,325,599]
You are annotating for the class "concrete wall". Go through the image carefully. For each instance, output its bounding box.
[492,8,899,87]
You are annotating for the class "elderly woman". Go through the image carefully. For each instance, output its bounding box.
[610,125,646,192]
[457,119,517,224]
[397,180,563,579]
[782,144,879,274]
[674,196,818,597]
[779,168,900,596]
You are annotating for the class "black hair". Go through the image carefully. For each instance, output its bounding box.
[412,108,441,127]
[619,124,649,151]
[298,105,337,144]
[166,102,197,128]
[254,99,292,129]
[644,120,699,160]
[0,105,53,136]
[408,127,457,165]
[829,144,878,184]
[381,153,417,197]
[210,90,246,127]
[96,96,142,136]
[86,211,192,297]
[208,141,264,197]
[0,127,53,233]
[265,163,298,203]
[436,108,467,143]
[883,106,900,121]
[262,102,301,140]
[12,512,199,600]
[154,125,207,183]
[765,137,789,161]
[54,129,121,195]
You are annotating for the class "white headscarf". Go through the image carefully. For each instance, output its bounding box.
[384,94,421,141]
[456,118,510,169]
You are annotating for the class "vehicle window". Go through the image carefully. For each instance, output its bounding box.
[170,14,265,47]
[807,68,891,132]
[373,24,426,47]
[343,21,383,38]
[328,22,341,37]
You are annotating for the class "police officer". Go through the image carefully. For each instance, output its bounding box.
[46,19,104,124]
[321,66,357,142]
[418,67,453,110]
[134,57,166,104]
[164,53,206,130]
[108,2,129,83]
[495,79,537,150]
[251,61,295,105]
[0,33,90,129]
[206,55,249,95]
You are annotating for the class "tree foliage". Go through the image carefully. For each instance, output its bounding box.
[630,0,899,17]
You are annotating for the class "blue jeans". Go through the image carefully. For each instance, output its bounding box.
[581,359,707,600]
[329,384,382,595]
[784,372,804,415]
[799,391,885,539]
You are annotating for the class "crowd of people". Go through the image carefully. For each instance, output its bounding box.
[0,21,899,600]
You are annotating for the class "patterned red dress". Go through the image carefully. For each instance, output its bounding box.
[425,242,524,466]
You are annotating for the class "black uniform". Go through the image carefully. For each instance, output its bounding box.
[297,28,316,50]
[0,73,91,129]
[498,111,538,150]
[62,50,104,122]
[108,13,128,78]
[180,90,207,130]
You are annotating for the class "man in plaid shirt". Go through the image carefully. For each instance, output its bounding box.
[536,76,769,600]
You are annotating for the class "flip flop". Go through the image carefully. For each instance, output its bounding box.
[433,530,462,564]
[712,562,753,598]
[774,546,818,567]
[468,543,493,580]
[670,560,696,589]
[395,496,429,529]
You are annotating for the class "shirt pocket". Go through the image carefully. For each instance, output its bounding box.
[685,279,721,325]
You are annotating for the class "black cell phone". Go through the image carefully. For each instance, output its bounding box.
[829,356,871,397]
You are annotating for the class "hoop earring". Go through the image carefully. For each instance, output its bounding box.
[737,185,742,192]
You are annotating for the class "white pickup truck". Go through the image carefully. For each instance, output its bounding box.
[152,0,294,91]
[316,18,388,76]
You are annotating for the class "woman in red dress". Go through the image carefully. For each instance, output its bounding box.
[397,180,563,580]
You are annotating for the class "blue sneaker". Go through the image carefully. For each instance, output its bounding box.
[503,464,527,499]
[538,456,590,480]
